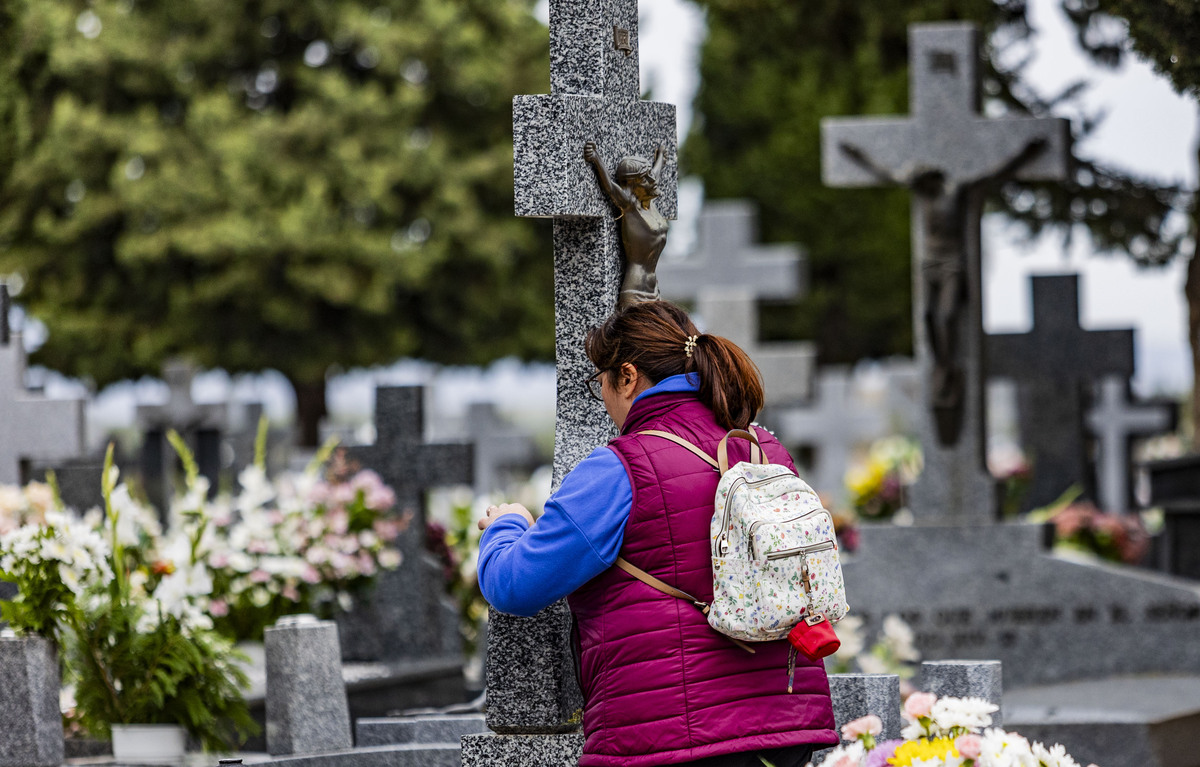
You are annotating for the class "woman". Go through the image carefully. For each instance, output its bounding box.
[477,301,837,767]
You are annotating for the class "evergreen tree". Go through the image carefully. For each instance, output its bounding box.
[684,0,1185,370]
[0,0,553,444]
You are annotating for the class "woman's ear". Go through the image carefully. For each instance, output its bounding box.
[616,362,639,396]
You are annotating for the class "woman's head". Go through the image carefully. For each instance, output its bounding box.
[584,301,764,431]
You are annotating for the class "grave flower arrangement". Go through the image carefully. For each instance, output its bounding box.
[814,692,1095,767]
[844,436,922,520]
[199,443,406,640]
[1028,489,1150,566]
[0,445,257,750]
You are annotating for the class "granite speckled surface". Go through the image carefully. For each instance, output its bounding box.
[0,635,63,767]
[920,660,1003,726]
[844,524,1200,688]
[265,617,353,756]
[827,674,902,741]
[460,733,585,767]
[356,715,488,747]
[821,23,1070,524]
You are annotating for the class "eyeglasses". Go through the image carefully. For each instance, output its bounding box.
[585,370,606,402]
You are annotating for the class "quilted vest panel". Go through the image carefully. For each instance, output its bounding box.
[567,392,838,766]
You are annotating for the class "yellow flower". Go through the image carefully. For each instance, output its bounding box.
[888,737,959,766]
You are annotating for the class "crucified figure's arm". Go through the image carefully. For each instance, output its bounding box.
[584,141,630,210]
[838,141,905,186]
[969,136,1049,186]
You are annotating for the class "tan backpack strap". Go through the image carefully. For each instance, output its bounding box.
[636,430,720,469]
[717,428,766,473]
[615,557,756,654]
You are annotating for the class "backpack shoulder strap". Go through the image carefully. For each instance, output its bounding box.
[614,557,755,654]
[636,430,720,469]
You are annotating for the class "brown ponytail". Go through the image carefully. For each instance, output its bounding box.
[583,301,764,431]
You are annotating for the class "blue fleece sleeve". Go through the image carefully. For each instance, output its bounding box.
[477,446,631,617]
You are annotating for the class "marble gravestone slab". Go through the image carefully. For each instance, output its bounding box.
[822,23,1070,524]
[988,274,1135,512]
[342,386,472,663]
[0,286,86,486]
[842,523,1200,688]
[657,200,815,404]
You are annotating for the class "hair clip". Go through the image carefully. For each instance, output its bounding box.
[684,335,699,358]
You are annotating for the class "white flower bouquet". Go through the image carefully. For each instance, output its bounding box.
[816,691,1098,767]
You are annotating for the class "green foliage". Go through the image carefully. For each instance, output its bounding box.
[1066,0,1200,97]
[0,0,553,394]
[686,0,1188,363]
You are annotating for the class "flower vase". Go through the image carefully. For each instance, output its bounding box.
[110,724,187,765]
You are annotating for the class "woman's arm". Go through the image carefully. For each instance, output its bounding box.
[477,446,632,617]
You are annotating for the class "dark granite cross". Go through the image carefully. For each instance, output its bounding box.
[1086,376,1177,514]
[340,385,473,662]
[0,283,86,485]
[988,274,1135,511]
[136,359,226,512]
[821,22,1070,523]
[479,0,677,744]
[657,200,815,404]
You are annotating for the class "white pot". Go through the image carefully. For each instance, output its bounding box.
[110,724,188,765]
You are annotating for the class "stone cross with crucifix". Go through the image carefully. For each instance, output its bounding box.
[341,385,473,662]
[821,22,1070,523]
[466,0,675,759]
[0,283,86,486]
[989,274,1135,512]
[657,199,815,404]
[1086,375,1177,514]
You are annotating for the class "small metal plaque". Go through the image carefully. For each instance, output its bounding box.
[929,50,957,74]
[613,25,632,56]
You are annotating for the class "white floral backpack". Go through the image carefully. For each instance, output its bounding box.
[616,427,848,645]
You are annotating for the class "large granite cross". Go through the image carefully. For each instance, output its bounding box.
[1086,376,1177,514]
[657,199,815,403]
[472,0,676,755]
[821,22,1070,523]
[988,274,1134,511]
[0,284,86,486]
[341,385,473,662]
[136,359,226,512]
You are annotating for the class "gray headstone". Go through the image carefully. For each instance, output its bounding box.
[0,633,64,767]
[989,275,1135,511]
[1145,455,1200,580]
[0,326,86,486]
[822,23,1070,524]
[265,615,353,756]
[766,365,891,504]
[465,402,539,496]
[843,523,1200,688]
[1086,376,1176,514]
[342,385,472,662]
[657,200,815,404]
[27,459,105,513]
[473,0,677,750]
[136,359,227,512]
[920,660,1003,726]
[827,674,902,741]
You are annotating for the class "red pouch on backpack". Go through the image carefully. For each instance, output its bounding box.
[788,614,840,661]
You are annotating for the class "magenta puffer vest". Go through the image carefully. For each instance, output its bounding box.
[567,392,838,766]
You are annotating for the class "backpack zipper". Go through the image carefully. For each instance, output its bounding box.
[765,539,835,561]
[747,508,835,559]
[715,472,797,556]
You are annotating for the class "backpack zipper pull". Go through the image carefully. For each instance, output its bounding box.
[787,645,797,693]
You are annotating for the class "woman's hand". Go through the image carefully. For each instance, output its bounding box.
[478,502,536,531]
